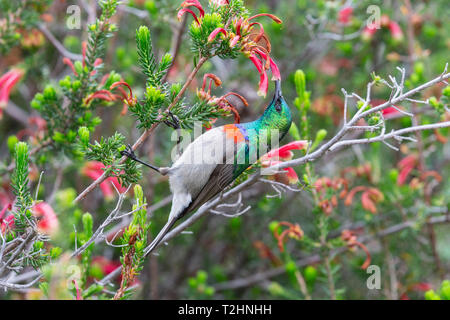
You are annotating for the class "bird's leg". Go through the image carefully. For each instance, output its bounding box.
[120,144,168,175]
[163,111,181,130]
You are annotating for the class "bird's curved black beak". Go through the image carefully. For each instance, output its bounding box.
[272,79,282,103]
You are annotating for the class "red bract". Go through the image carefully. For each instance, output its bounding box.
[33,202,59,235]
[0,68,24,119]
[338,7,353,24]
[82,161,127,199]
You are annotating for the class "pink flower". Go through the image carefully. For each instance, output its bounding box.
[389,21,403,41]
[32,202,59,235]
[0,68,24,118]
[338,7,353,25]
[345,186,384,214]
[82,161,127,199]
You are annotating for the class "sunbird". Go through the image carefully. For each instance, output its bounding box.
[121,80,292,254]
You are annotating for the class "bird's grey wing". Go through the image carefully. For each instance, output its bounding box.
[180,163,235,217]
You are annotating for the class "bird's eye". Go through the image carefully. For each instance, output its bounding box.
[275,99,282,112]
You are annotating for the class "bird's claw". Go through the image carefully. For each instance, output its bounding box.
[164,111,181,130]
[120,144,136,160]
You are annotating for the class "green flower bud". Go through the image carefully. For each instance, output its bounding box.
[204,286,215,296]
[72,80,81,91]
[30,99,41,110]
[268,221,279,233]
[137,26,150,44]
[311,129,327,151]
[442,86,450,98]
[74,61,83,75]
[7,135,19,155]
[294,69,306,98]
[188,277,197,288]
[43,85,56,100]
[78,126,90,145]
[82,212,93,237]
[15,142,28,161]
[197,270,208,284]
[388,169,399,183]
[285,260,298,276]
[50,247,62,259]
[289,122,301,140]
[425,289,441,300]
[303,265,318,283]
[268,282,285,296]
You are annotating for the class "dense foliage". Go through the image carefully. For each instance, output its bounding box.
[0,0,449,300]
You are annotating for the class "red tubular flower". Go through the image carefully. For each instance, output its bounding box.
[345,186,384,214]
[397,155,418,185]
[338,7,353,24]
[0,68,24,118]
[208,27,227,42]
[210,0,229,6]
[177,0,205,25]
[248,13,283,24]
[260,141,308,184]
[273,221,304,252]
[341,229,371,270]
[180,0,205,17]
[389,21,403,41]
[32,202,59,235]
[263,140,308,161]
[362,25,378,41]
[82,161,127,199]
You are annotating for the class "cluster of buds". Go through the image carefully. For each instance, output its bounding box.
[344,186,384,214]
[81,161,128,200]
[341,229,371,270]
[197,73,248,127]
[314,177,349,215]
[362,14,404,42]
[0,68,24,119]
[260,141,308,185]
[272,221,304,253]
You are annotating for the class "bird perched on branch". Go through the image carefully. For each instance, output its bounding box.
[121,80,292,255]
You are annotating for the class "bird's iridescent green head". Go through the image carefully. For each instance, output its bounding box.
[259,80,292,138]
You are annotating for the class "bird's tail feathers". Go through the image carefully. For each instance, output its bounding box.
[143,215,179,257]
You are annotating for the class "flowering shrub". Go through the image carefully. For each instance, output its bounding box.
[0,0,449,301]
